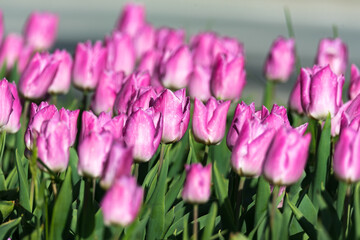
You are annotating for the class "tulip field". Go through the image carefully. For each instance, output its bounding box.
[1,2,360,240]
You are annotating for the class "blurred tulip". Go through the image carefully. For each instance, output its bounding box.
[18,52,59,100]
[17,45,34,74]
[288,75,304,114]
[300,65,344,120]
[262,104,291,130]
[48,49,73,94]
[73,40,107,91]
[210,54,246,101]
[332,94,360,136]
[156,27,185,52]
[116,3,145,37]
[153,88,190,143]
[190,32,217,67]
[23,11,58,50]
[188,65,212,102]
[0,33,24,71]
[211,36,245,61]
[264,36,295,82]
[263,127,311,186]
[123,108,162,162]
[137,49,162,87]
[192,97,231,145]
[315,37,348,76]
[0,79,14,128]
[134,24,155,58]
[58,108,80,146]
[2,82,22,133]
[182,163,212,204]
[101,176,143,226]
[349,64,360,100]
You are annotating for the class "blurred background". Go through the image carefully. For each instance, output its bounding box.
[2,0,360,106]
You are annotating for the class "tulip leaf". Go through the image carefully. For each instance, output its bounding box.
[229,232,249,240]
[0,168,6,192]
[78,179,95,240]
[69,148,80,185]
[5,167,17,190]
[0,200,15,222]
[336,181,347,219]
[188,130,200,163]
[254,176,271,226]
[50,167,73,240]
[165,171,186,212]
[15,149,31,212]
[0,217,21,239]
[165,213,190,238]
[201,202,218,240]
[162,207,175,238]
[93,209,104,240]
[123,208,151,240]
[183,214,189,240]
[354,183,360,239]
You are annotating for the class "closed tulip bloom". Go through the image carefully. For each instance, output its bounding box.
[91,70,124,115]
[262,104,291,130]
[2,82,22,133]
[73,40,107,91]
[190,32,217,67]
[106,31,135,75]
[153,88,190,143]
[288,75,304,114]
[333,127,360,183]
[78,131,113,178]
[188,65,212,102]
[100,140,133,189]
[315,38,348,76]
[101,176,144,226]
[59,108,80,146]
[263,127,311,186]
[160,45,193,89]
[156,27,185,52]
[300,65,344,120]
[0,33,24,71]
[348,64,360,100]
[127,86,158,115]
[210,54,246,101]
[332,94,360,136]
[116,3,145,37]
[0,79,14,128]
[264,37,295,82]
[134,24,155,58]
[231,119,275,177]
[48,49,73,94]
[18,45,33,74]
[123,108,162,162]
[192,97,231,145]
[182,163,212,204]
[137,49,162,87]
[19,52,59,100]
[211,36,245,61]
[23,12,58,50]
[37,118,71,172]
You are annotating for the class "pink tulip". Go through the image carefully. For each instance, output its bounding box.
[72,40,107,91]
[264,36,295,82]
[332,94,360,136]
[156,27,185,52]
[211,36,245,61]
[48,49,73,94]
[192,97,231,145]
[348,64,360,100]
[127,86,158,115]
[288,75,304,114]
[190,32,217,67]
[137,49,162,87]
[188,65,212,102]
[101,176,143,226]
[17,45,34,74]
[263,127,311,186]
[116,3,145,37]
[134,24,155,58]
[2,81,22,133]
[315,37,348,76]
[261,104,291,130]
[23,11,58,50]
[182,163,212,204]
[0,33,24,71]
[0,79,15,128]
[210,53,246,101]
[58,108,80,146]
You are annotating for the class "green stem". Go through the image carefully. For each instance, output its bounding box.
[263,81,275,110]
[342,184,351,239]
[332,25,338,38]
[82,91,89,111]
[235,176,245,228]
[134,163,139,180]
[193,204,198,240]
[284,7,301,73]
[29,139,38,211]
[157,144,166,175]
[271,185,280,240]
[0,131,6,163]
[92,178,96,202]
[203,145,209,164]
[51,94,58,106]
[52,179,58,198]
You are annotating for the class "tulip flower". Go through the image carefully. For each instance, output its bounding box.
[116,3,145,37]
[0,33,24,71]
[17,45,33,74]
[134,24,155,58]
[188,65,212,102]
[72,40,107,91]
[156,27,185,52]
[300,65,344,120]
[2,82,22,133]
[0,79,14,128]
[263,36,295,82]
[192,97,231,145]
[348,64,360,100]
[288,75,304,114]
[123,108,162,162]
[182,163,212,204]
[100,140,133,189]
[159,45,193,89]
[190,32,217,67]
[210,53,246,101]
[211,36,245,61]
[101,176,144,226]
[18,52,59,100]
[127,86,158,115]
[58,108,80,146]
[91,70,124,115]
[263,127,311,186]
[48,49,73,94]
[315,37,348,76]
[137,49,162,87]
[152,88,190,143]
[261,104,291,130]
[23,11,58,50]
[105,31,135,75]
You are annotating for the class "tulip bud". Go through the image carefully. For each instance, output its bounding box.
[300,65,344,120]
[18,52,59,100]
[18,45,33,74]
[101,176,144,226]
[332,94,360,136]
[91,70,124,115]
[2,82,22,133]
[134,24,155,58]
[59,108,80,146]
[156,27,185,52]
[100,140,133,189]
[0,79,15,128]
[192,97,231,145]
[190,32,217,67]
[348,64,360,100]
[73,40,107,91]
[263,127,311,186]
[288,75,304,114]
[48,49,73,94]
[261,104,291,131]
[182,163,212,204]
[264,36,295,82]
[211,36,245,61]
[123,108,162,162]
[210,54,246,101]
[116,3,145,37]
[137,49,162,87]
[160,45,193,89]
[315,38,348,76]
[188,65,212,102]
[127,86,158,115]
[106,31,135,75]
[23,11,58,50]
[0,33,24,71]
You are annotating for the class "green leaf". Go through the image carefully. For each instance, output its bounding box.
[165,213,190,238]
[15,149,31,212]
[5,167,17,190]
[94,209,104,240]
[0,167,6,191]
[263,80,275,109]
[0,217,21,239]
[50,167,73,240]
[0,61,6,79]
[78,179,95,240]
[123,208,151,240]
[69,148,80,185]
[336,181,347,219]
[165,171,186,212]
[254,176,270,225]
[229,232,249,240]
[0,200,15,222]
[183,214,189,240]
[162,207,175,238]
[354,183,360,239]
[188,130,200,163]
[201,203,218,240]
